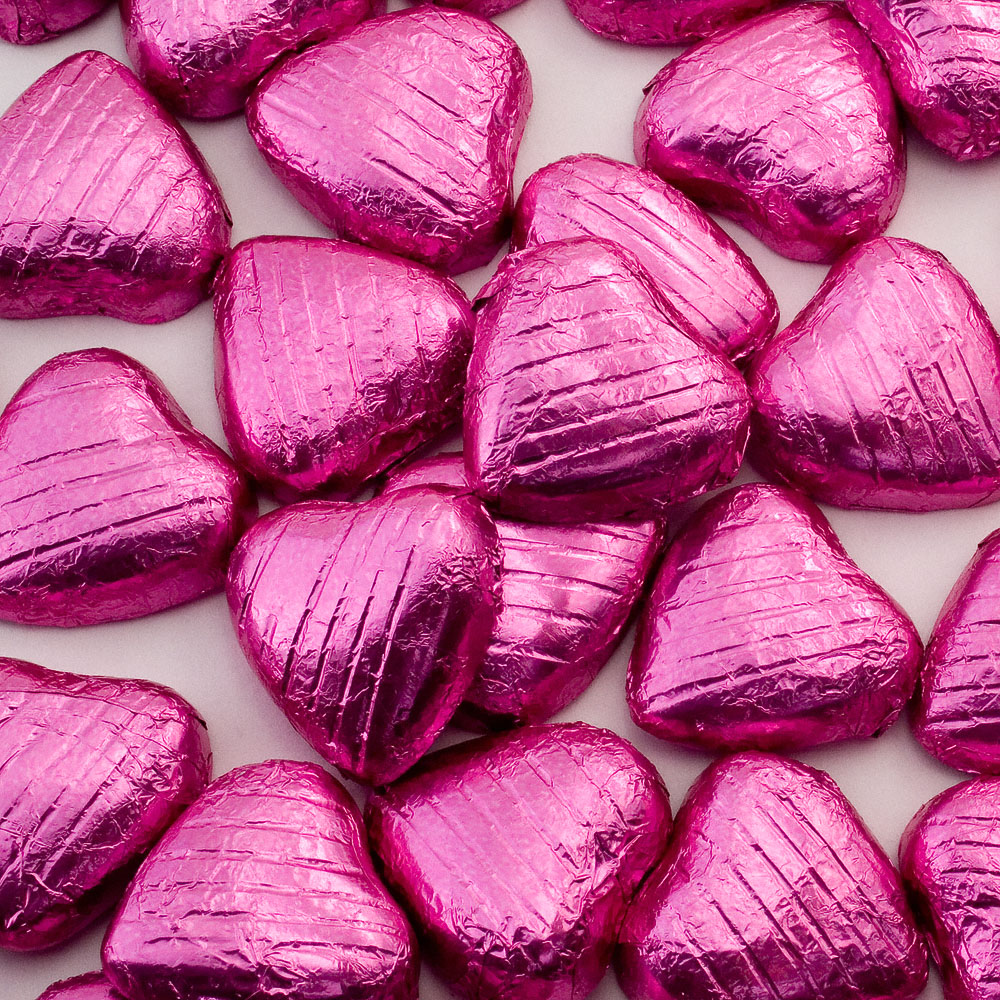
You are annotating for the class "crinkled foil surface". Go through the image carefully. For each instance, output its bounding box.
[418,0,526,14]
[0,0,108,42]
[36,973,123,1000]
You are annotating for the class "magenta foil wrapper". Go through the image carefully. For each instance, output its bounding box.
[248,7,532,274]
[846,1,1000,161]
[367,722,671,1000]
[0,348,256,627]
[416,0,526,14]
[635,2,905,263]
[628,484,921,753]
[227,487,501,784]
[384,454,663,729]
[0,0,109,42]
[512,154,778,361]
[0,51,231,323]
[465,238,751,523]
[749,237,1000,511]
[0,658,210,952]
[215,237,474,501]
[103,759,418,1000]
[123,0,382,118]
[616,752,928,1000]
[37,973,123,1000]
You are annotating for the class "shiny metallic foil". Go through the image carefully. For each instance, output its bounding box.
[616,752,928,1000]
[383,453,663,729]
[628,484,921,752]
[36,973,124,999]
[0,349,256,627]
[465,237,751,523]
[215,237,474,501]
[0,658,210,952]
[635,2,905,263]
[748,237,1000,510]
[248,7,532,274]
[0,0,109,42]
[227,487,502,784]
[0,51,231,323]
[367,723,671,1000]
[103,759,418,1000]
[416,0,527,14]
[846,0,1000,161]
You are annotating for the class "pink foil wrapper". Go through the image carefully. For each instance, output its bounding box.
[616,752,928,1000]
[0,348,256,627]
[227,487,502,784]
[628,484,922,753]
[384,453,663,729]
[846,1,1000,161]
[0,0,109,42]
[0,51,231,322]
[214,236,474,501]
[0,658,210,952]
[103,759,418,1000]
[123,0,383,118]
[37,973,123,1000]
[465,237,751,523]
[635,2,905,263]
[367,722,671,1000]
[748,237,1000,511]
[512,154,778,361]
[248,7,532,274]
[416,0,527,14]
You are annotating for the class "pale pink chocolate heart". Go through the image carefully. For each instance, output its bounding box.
[0,0,109,42]
[0,51,231,323]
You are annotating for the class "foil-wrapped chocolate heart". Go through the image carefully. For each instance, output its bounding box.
[616,752,928,1000]
[0,349,255,627]
[512,154,778,361]
[36,974,122,1000]
[635,2,905,263]
[0,0,109,42]
[748,237,1000,510]
[846,0,1000,161]
[367,722,671,1000]
[0,658,209,952]
[417,0,526,13]
[215,237,474,501]
[628,484,922,753]
[384,454,663,729]
[0,51,231,323]
[248,7,532,274]
[103,759,418,1000]
[227,487,501,784]
[465,238,751,522]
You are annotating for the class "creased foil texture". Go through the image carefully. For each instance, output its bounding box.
[36,973,124,999]
[0,0,109,42]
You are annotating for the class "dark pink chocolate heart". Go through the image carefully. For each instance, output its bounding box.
[0,658,209,952]
[37,973,123,1000]
[0,0,108,42]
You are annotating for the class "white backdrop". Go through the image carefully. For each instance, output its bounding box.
[4,0,998,996]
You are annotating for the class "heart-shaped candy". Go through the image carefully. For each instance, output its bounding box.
[748,237,1000,510]
[0,348,256,627]
[465,238,751,523]
[37,973,123,1000]
[846,1,1000,161]
[417,0,526,13]
[384,454,663,729]
[512,155,778,361]
[215,237,474,501]
[0,52,231,323]
[616,752,928,1000]
[367,722,671,1000]
[635,2,905,263]
[103,759,418,1000]
[227,487,501,784]
[0,0,108,42]
[0,658,209,952]
[628,484,922,752]
[248,7,532,274]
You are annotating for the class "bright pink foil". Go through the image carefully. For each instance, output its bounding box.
[616,752,928,1000]
[465,238,751,523]
[247,7,532,274]
[227,487,501,784]
[846,1,1000,161]
[367,722,671,1000]
[628,484,921,752]
[383,453,663,728]
[215,237,474,501]
[0,51,231,322]
[0,658,209,952]
[103,759,418,1000]
[0,348,256,627]
[512,154,778,361]
[36,973,123,1000]
[0,0,109,42]
[635,2,905,263]
[748,237,1000,511]
[416,0,526,14]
